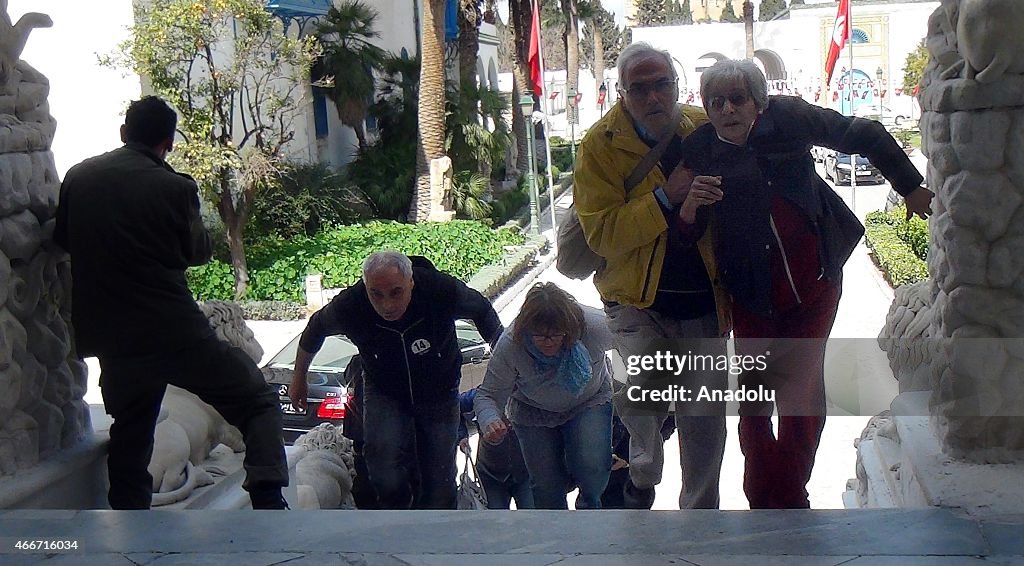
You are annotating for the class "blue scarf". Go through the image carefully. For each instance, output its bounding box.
[525,340,593,396]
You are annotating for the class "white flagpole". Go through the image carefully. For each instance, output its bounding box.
[533,0,558,248]
[847,0,857,214]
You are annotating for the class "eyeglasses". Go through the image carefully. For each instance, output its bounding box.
[622,79,677,99]
[708,92,751,111]
[531,333,566,344]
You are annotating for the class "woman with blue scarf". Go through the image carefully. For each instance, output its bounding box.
[474,283,615,509]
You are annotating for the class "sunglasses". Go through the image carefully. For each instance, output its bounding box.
[708,92,751,111]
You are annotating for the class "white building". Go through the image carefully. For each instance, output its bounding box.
[11,0,500,177]
[631,0,937,120]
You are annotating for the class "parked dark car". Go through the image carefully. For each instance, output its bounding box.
[824,151,885,185]
[261,320,492,443]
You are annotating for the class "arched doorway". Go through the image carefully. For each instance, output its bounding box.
[753,49,786,81]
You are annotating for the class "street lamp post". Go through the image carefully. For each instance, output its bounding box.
[566,86,578,170]
[876,66,884,127]
[519,94,540,234]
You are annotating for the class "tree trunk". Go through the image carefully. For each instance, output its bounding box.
[592,17,604,101]
[743,1,755,59]
[411,0,447,222]
[561,0,580,127]
[459,0,481,91]
[511,75,528,173]
[217,174,249,299]
[510,0,533,175]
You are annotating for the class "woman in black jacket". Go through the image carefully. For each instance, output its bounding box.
[676,59,933,509]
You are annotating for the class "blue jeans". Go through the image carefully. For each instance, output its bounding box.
[363,387,459,509]
[479,466,535,509]
[514,401,613,509]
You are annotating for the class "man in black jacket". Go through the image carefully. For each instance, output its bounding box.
[289,251,503,509]
[54,96,289,510]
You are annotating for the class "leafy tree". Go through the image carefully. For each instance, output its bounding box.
[758,0,788,21]
[316,1,388,152]
[790,0,804,5]
[720,1,741,23]
[665,0,693,25]
[103,0,319,298]
[447,84,512,185]
[580,3,622,77]
[633,0,667,27]
[902,40,929,93]
[346,56,418,220]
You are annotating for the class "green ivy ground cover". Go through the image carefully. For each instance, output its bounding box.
[189,220,524,303]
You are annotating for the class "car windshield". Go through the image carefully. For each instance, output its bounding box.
[267,320,486,372]
[836,152,869,165]
[268,334,359,373]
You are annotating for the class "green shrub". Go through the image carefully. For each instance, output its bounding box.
[237,301,307,321]
[188,221,525,303]
[865,207,929,287]
[490,189,530,225]
[550,144,573,173]
[867,207,928,260]
[247,161,369,241]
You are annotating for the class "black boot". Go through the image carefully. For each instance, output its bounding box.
[249,488,289,510]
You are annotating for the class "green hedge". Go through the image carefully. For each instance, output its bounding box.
[864,207,929,287]
[189,221,524,303]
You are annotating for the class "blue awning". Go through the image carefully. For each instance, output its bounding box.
[264,0,332,18]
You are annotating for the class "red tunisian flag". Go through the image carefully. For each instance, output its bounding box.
[824,0,850,87]
[527,0,543,96]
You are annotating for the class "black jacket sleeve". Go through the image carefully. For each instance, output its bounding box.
[53,180,71,252]
[180,182,213,267]
[298,288,356,353]
[443,273,503,346]
[782,96,923,196]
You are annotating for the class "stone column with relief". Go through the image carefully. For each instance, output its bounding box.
[0,7,92,482]
[860,0,1024,514]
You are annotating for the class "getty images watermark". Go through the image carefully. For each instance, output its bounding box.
[622,350,775,403]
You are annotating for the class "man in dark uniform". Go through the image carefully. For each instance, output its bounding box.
[54,96,289,510]
[289,251,502,509]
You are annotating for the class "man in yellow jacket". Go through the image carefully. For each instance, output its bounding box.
[574,42,731,509]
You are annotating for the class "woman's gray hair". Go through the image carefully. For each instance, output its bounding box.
[362,250,413,280]
[617,42,676,87]
[699,59,769,111]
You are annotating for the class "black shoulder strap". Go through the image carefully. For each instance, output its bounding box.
[623,126,676,194]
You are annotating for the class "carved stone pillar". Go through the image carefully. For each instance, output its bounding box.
[0,8,92,480]
[859,1,1024,515]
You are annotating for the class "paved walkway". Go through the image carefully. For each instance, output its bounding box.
[2,507,1022,564]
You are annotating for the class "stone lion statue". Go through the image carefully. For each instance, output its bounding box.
[293,423,356,509]
[148,300,260,506]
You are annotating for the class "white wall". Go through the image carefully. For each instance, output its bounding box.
[633,1,937,113]
[10,0,141,178]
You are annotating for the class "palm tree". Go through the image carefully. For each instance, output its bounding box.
[411,0,448,222]
[559,0,580,127]
[743,1,755,59]
[509,0,535,174]
[458,0,482,89]
[316,1,388,152]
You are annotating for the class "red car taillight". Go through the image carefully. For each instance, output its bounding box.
[316,394,347,420]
